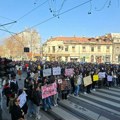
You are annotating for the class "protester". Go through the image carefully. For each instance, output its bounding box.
[10,98,25,120]
[3,81,12,108]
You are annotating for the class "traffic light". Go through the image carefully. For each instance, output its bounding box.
[24,47,29,52]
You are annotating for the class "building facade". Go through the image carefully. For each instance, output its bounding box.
[110,33,120,63]
[43,36,113,63]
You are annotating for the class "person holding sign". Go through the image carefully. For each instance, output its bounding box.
[83,71,92,94]
[107,71,113,88]
[74,73,82,96]
[10,98,25,120]
[92,71,99,91]
[60,76,71,99]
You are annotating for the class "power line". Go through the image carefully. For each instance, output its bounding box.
[0,25,24,47]
[16,0,48,21]
[1,0,92,37]
[31,0,93,28]
[0,28,16,34]
[0,21,17,27]
[12,0,92,36]
[0,16,16,21]
[95,0,110,11]
[0,0,48,37]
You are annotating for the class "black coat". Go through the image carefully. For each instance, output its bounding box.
[11,104,24,120]
[31,90,41,106]
[10,81,18,93]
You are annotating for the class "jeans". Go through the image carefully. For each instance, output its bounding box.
[74,85,80,96]
[42,97,52,111]
[33,104,41,118]
[27,100,35,115]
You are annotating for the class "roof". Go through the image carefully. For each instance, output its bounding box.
[47,36,112,44]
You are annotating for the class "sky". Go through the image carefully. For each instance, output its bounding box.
[0,0,120,43]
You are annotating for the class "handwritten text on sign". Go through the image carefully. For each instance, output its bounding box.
[65,68,74,76]
[41,82,57,99]
[43,68,51,77]
[53,67,61,75]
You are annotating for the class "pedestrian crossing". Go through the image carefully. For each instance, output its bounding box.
[56,87,120,120]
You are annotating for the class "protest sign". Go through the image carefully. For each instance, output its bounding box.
[43,68,51,77]
[65,68,74,76]
[98,72,105,79]
[41,82,57,99]
[83,76,92,87]
[107,75,113,81]
[18,91,27,108]
[53,67,61,75]
[93,75,99,81]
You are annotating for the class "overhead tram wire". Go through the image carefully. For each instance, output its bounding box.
[95,0,110,11]
[16,0,48,21]
[3,0,92,37]
[30,0,93,28]
[1,25,25,47]
[0,16,16,22]
[0,28,16,34]
[0,0,49,33]
[0,21,17,27]
[1,26,29,59]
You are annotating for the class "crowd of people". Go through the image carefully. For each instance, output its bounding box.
[1,58,120,120]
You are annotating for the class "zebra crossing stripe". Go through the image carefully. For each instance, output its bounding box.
[98,89,120,96]
[81,94,120,108]
[92,90,120,101]
[71,95,120,115]
[60,99,110,120]
[51,106,80,120]
[108,87,120,92]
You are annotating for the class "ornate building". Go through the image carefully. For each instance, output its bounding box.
[110,33,120,63]
[43,36,113,63]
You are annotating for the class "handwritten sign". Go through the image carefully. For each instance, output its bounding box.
[53,67,61,75]
[65,68,74,76]
[18,92,27,108]
[83,76,92,87]
[107,75,113,81]
[98,72,106,79]
[41,82,57,99]
[93,75,99,81]
[43,68,51,77]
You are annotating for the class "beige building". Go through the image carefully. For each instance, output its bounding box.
[110,33,120,63]
[43,36,113,63]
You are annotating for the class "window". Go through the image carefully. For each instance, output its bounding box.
[65,57,68,61]
[116,47,119,52]
[98,46,101,52]
[106,46,110,52]
[52,46,55,53]
[65,46,68,51]
[82,46,86,52]
[91,47,94,52]
[58,46,63,50]
[48,47,50,52]
[72,46,75,52]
